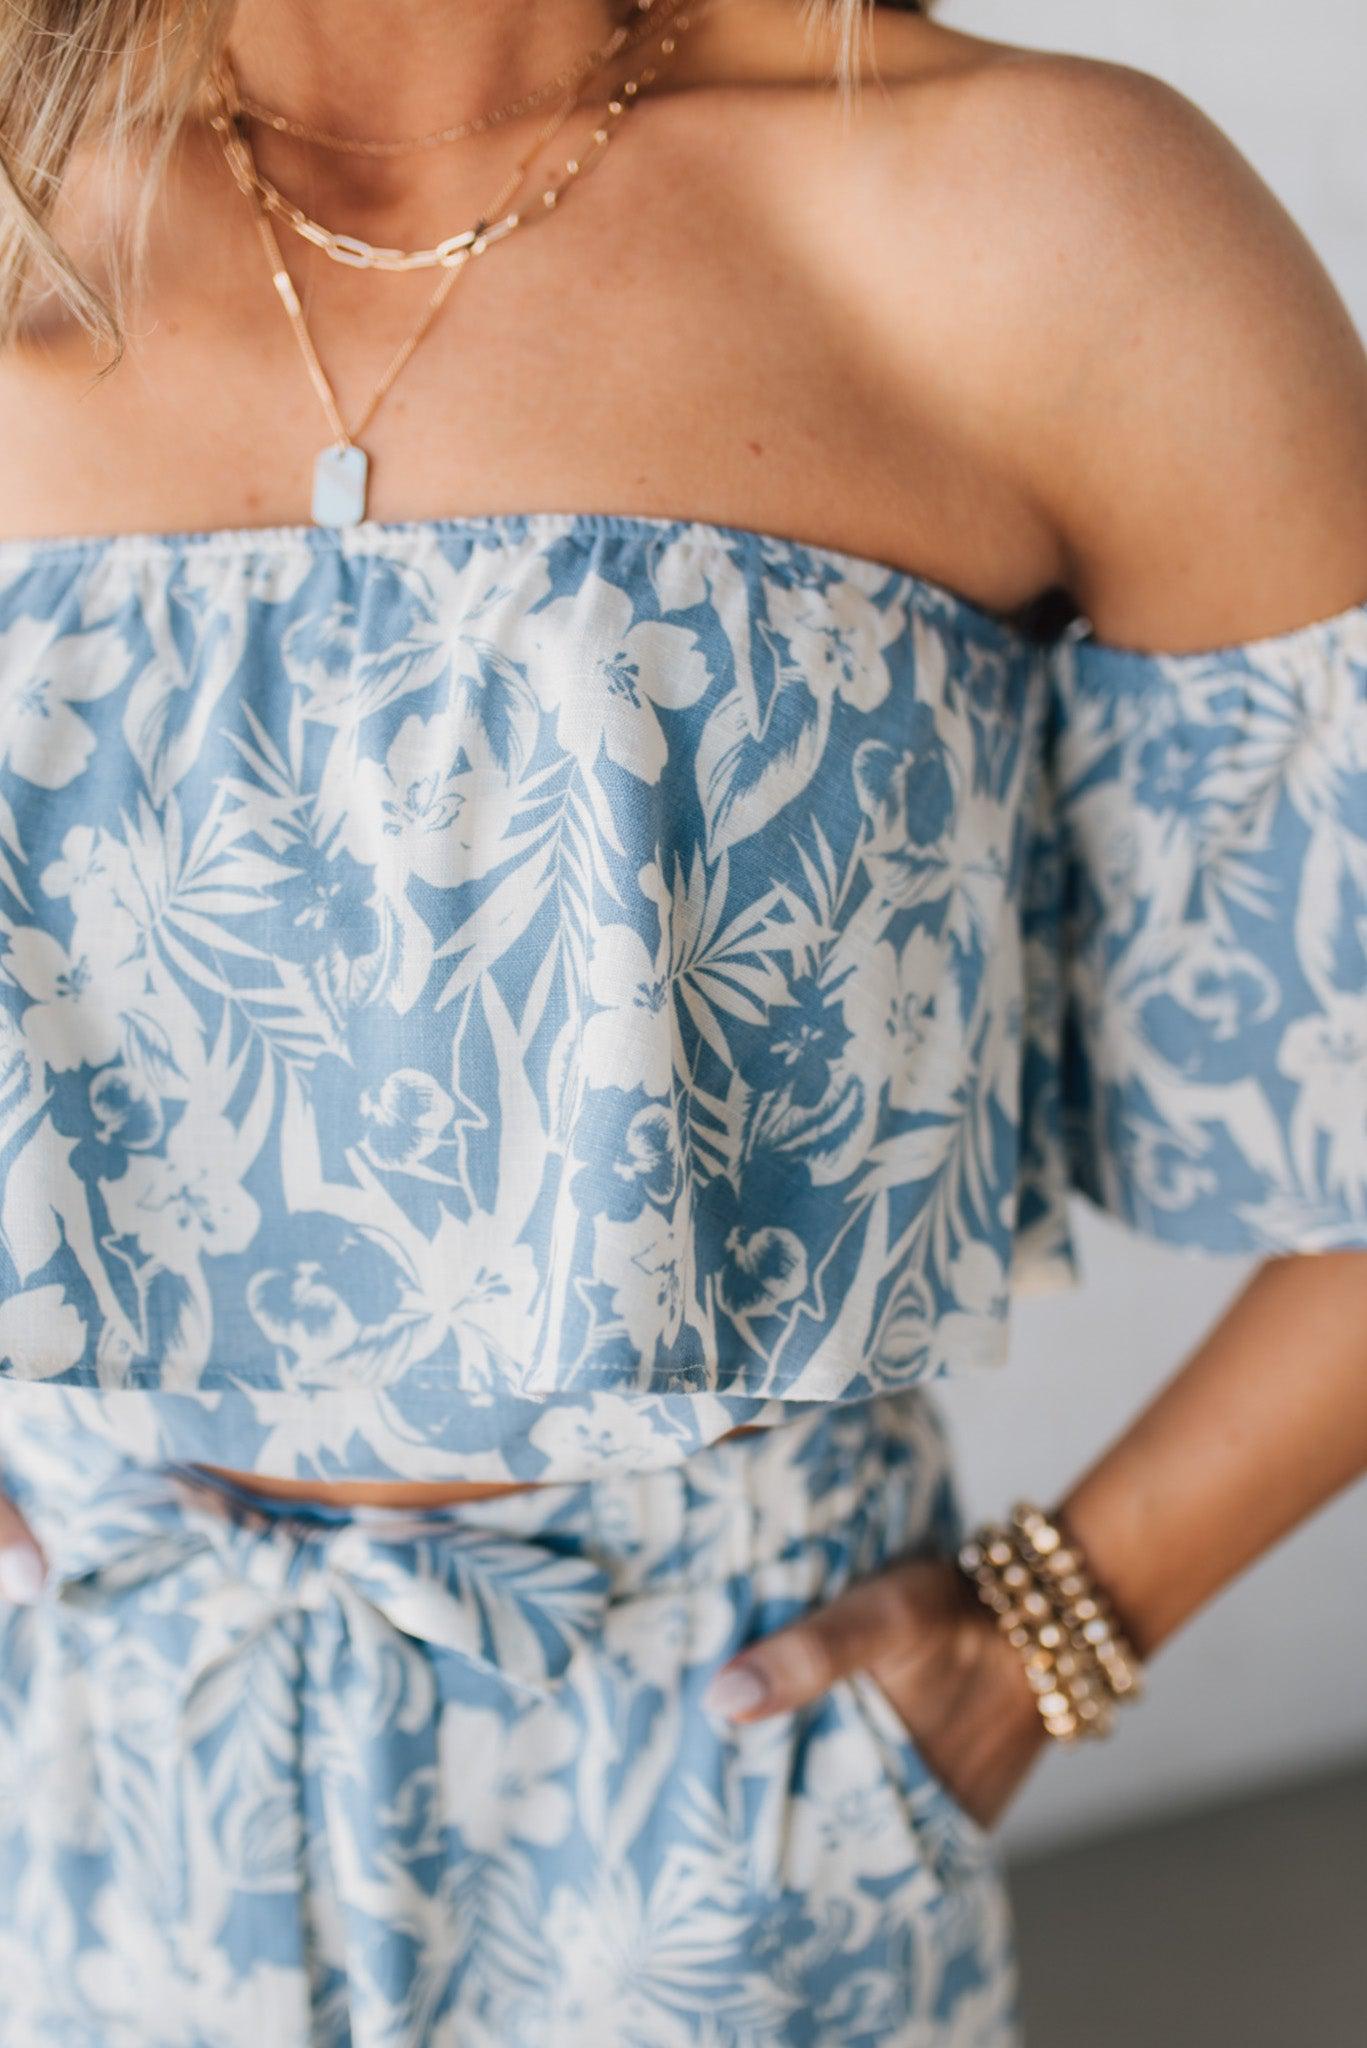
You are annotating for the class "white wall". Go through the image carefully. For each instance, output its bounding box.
[943,0,1367,318]
[932,0,1367,1855]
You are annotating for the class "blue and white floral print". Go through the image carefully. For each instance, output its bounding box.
[1048,606,1367,1247]
[0,511,1362,1486]
[0,508,1363,2046]
[0,1387,1018,2047]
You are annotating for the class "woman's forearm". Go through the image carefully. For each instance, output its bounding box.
[1051,1251,1367,1661]
[698,1251,1367,1837]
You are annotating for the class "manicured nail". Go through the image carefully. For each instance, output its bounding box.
[705,1663,770,1720]
[0,1544,44,1605]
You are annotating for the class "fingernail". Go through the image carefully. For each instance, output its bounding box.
[0,1544,44,1605]
[704,1663,770,1720]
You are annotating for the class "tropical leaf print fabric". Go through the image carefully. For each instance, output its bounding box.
[1047,604,1367,1251]
[0,1386,1018,2048]
[0,514,1044,1481]
[0,511,1362,1483]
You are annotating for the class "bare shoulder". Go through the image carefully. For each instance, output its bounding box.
[861,31,1367,642]
[873,32,1318,290]
[863,29,1354,373]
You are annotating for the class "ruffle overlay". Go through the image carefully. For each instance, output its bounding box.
[0,512,1359,1479]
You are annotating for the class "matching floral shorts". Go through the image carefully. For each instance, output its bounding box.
[0,1391,1019,2046]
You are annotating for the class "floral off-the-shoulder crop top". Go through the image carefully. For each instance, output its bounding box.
[0,509,1362,1482]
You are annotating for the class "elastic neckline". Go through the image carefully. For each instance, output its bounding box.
[0,506,1041,655]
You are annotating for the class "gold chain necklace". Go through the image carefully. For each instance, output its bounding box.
[210,0,692,272]
[217,7,703,526]
[232,0,660,158]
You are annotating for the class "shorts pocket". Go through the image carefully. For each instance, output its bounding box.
[837,1666,1000,1892]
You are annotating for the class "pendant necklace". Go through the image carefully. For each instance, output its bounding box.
[209,0,702,528]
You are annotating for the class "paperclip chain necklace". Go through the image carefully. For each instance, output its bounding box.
[211,0,696,270]
[211,3,703,526]
[233,0,662,157]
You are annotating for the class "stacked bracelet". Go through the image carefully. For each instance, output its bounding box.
[957,1501,1146,1746]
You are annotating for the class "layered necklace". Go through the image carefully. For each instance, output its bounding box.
[208,0,710,526]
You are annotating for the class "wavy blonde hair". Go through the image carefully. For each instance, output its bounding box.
[0,0,931,353]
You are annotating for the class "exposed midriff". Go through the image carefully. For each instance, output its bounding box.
[196,1422,774,1507]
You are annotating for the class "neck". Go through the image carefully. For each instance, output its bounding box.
[226,0,706,144]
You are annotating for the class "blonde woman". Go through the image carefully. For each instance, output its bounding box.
[0,1,1365,2040]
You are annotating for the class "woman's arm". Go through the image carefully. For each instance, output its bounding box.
[705,1254,1367,1823]
[704,53,1367,1821]
[1058,1253,1367,1662]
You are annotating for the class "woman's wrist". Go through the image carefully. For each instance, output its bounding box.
[1044,1475,1177,1665]
[1030,1255,1367,1671]
[942,1574,1051,1825]
[956,1500,1147,1753]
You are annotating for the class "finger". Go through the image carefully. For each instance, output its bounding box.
[0,1491,45,1605]
[704,1567,918,1722]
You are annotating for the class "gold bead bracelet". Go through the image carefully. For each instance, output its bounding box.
[957,1504,1146,1746]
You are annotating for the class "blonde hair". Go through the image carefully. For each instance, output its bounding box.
[0,1,235,348]
[0,0,925,353]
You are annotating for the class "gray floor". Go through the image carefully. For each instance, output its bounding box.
[1006,1762,1367,2048]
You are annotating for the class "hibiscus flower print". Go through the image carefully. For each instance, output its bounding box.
[0,617,127,790]
[100,1110,260,1277]
[761,566,903,714]
[526,570,712,785]
[837,929,969,1120]
[3,927,144,1074]
[580,915,676,1099]
[437,1699,578,1854]
[0,517,1360,1469]
[744,972,852,1110]
[571,1086,681,1222]
[348,707,519,887]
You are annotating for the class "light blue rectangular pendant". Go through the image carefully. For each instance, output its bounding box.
[312,443,369,528]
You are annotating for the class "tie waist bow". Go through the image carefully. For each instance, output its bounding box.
[40,1467,616,1702]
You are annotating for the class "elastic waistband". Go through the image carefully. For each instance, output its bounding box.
[2,1389,961,1602]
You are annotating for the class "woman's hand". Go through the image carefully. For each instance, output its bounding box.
[0,1488,45,1606]
[703,1556,1048,1831]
